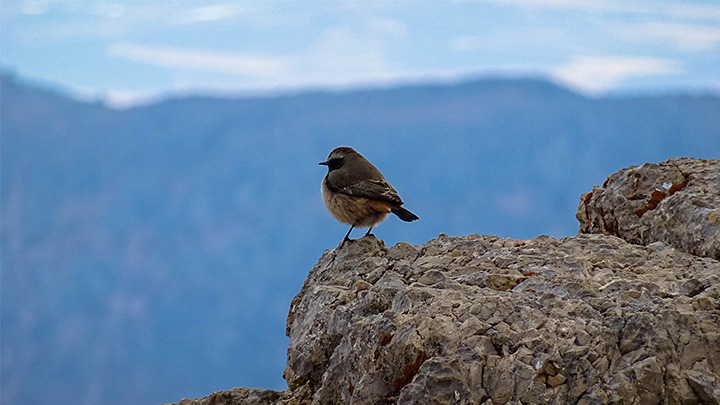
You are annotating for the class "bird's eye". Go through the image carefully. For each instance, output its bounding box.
[327,157,344,171]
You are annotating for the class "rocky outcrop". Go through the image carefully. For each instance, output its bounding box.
[172,158,720,405]
[577,157,720,260]
[283,234,720,404]
[173,387,312,405]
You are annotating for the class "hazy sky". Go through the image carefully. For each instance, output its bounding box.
[2,0,720,106]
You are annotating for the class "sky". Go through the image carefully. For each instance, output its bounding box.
[2,0,720,107]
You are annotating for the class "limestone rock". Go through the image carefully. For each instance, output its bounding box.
[577,157,720,260]
[170,385,312,405]
[280,234,719,404]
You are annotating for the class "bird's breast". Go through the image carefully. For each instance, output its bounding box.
[322,178,391,227]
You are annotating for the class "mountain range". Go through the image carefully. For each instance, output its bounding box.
[1,72,719,404]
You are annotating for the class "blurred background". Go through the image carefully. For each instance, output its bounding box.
[1,1,719,404]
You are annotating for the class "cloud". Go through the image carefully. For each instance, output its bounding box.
[486,0,592,7]
[475,0,720,23]
[614,21,720,51]
[370,18,407,36]
[177,3,241,24]
[105,30,401,99]
[450,35,486,53]
[304,28,392,77]
[449,27,580,53]
[664,4,720,23]
[102,90,163,109]
[20,0,50,15]
[476,0,633,12]
[552,56,682,94]
[109,43,293,77]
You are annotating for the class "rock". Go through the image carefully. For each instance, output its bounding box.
[577,157,720,260]
[171,158,720,404]
[170,386,311,405]
[686,360,720,405]
[277,234,719,404]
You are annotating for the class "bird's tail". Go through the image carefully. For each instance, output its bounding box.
[392,206,419,222]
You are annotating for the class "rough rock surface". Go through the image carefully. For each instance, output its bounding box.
[171,158,720,405]
[577,157,720,260]
[281,234,720,405]
[173,386,312,405]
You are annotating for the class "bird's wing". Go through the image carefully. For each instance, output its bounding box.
[325,171,403,205]
[328,177,404,205]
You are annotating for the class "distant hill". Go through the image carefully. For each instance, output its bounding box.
[2,72,719,405]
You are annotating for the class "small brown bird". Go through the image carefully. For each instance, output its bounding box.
[319,146,418,246]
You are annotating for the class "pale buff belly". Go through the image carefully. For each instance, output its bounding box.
[322,181,391,228]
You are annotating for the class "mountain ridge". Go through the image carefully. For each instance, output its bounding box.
[6,70,720,112]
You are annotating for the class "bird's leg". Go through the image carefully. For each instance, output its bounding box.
[344,225,355,240]
[364,227,374,237]
[339,226,354,248]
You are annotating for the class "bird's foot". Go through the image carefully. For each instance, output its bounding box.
[339,235,353,249]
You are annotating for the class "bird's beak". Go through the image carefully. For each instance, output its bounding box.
[319,161,328,166]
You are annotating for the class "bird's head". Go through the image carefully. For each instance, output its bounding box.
[319,146,359,172]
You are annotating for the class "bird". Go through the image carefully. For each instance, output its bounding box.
[319,146,418,247]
